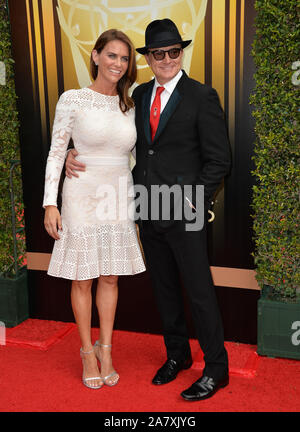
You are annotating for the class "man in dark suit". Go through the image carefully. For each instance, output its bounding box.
[132,19,231,401]
[66,19,231,401]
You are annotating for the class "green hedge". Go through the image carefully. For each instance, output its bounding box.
[0,0,26,277]
[251,0,300,301]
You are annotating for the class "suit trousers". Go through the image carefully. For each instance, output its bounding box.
[140,220,228,380]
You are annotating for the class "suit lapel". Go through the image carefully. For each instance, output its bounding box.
[153,88,182,143]
[141,81,154,145]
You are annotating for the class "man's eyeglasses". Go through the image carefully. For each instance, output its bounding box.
[148,48,182,61]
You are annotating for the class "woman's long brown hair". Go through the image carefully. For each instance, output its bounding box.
[90,29,137,113]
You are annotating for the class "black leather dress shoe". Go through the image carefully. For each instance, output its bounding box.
[152,357,193,385]
[181,374,229,401]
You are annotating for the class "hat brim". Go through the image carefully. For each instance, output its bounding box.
[136,39,192,55]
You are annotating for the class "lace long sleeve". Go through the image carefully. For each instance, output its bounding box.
[43,91,76,207]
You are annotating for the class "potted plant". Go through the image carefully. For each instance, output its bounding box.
[251,0,300,359]
[0,0,28,328]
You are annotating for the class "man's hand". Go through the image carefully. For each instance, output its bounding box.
[65,148,86,178]
[44,206,62,240]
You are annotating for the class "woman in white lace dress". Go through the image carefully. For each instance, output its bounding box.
[43,30,145,389]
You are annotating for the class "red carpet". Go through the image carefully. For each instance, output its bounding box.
[193,343,259,378]
[0,319,299,412]
[5,319,76,350]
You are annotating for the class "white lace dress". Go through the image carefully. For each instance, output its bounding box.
[43,88,145,280]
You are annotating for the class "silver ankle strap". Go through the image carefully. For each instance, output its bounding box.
[94,340,112,348]
[80,347,94,355]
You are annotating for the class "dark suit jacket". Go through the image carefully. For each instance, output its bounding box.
[132,70,231,230]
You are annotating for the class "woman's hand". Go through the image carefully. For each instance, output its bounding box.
[44,206,62,240]
[65,148,86,178]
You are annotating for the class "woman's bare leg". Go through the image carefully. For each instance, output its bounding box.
[71,279,102,388]
[95,275,119,385]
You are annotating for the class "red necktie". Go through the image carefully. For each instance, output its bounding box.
[150,86,164,141]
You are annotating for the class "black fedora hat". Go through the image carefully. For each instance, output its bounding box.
[136,18,192,55]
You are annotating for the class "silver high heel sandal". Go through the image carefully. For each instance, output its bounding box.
[80,347,103,389]
[94,341,119,386]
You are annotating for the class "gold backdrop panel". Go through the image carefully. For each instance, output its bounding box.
[56,0,208,89]
[24,0,246,140]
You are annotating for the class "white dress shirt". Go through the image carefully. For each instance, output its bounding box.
[150,70,183,113]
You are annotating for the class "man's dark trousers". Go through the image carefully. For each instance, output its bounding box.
[140,219,228,381]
